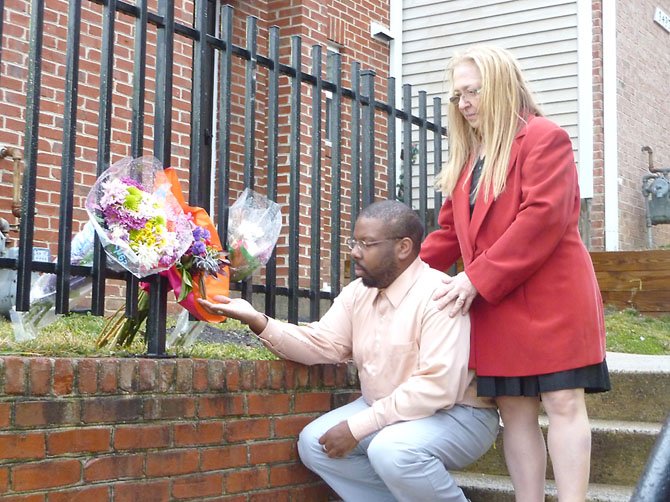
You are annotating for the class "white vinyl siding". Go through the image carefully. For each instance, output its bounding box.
[402,0,579,206]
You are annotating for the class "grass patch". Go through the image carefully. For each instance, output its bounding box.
[0,313,276,360]
[0,306,668,359]
[603,307,670,355]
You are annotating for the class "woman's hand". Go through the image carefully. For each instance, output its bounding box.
[431,271,479,317]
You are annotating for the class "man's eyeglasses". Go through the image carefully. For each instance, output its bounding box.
[449,88,481,105]
[347,237,403,251]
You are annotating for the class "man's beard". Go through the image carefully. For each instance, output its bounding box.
[359,260,400,289]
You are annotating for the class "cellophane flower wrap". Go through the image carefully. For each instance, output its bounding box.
[162,167,230,323]
[85,156,193,278]
[227,188,282,282]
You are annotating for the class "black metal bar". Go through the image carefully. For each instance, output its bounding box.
[125,0,148,319]
[387,76,396,201]
[190,0,213,207]
[264,25,280,318]
[309,45,322,321]
[239,15,258,304]
[349,62,361,283]
[402,83,412,209]
[327,50,342,299]
[243,16,257,190]
[54,0,82,315]
[130,0,148,158]
[89,0,117,316]
[432,97,443,222]
[146,0,176,357]
[418,91,428,224]
[287,35,302,323]
[217,5,233,241]
[361,70,375,208]
[350,63,361,219]
[153,0,174,168]
[15,0,44,311]
[146,274,169,356]
[631,414,670,502]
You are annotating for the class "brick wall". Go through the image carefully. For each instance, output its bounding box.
[615,0,670,250]
[0,356,359,500]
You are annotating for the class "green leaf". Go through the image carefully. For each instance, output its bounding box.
[177,270,193,302]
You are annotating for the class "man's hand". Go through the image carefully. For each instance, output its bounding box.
[197,295,268,333]
[318,421,358,458]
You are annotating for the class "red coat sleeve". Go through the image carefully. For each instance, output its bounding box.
[420,197,462,272]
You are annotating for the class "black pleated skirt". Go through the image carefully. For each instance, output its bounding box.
[477,360,611,398]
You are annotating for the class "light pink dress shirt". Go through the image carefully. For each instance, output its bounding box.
[258,257,495,440]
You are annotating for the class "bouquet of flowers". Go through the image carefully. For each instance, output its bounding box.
[85,157,193,278]
[91,159,230,349]
[227,188,282,282]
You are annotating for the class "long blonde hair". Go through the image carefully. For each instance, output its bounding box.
[436,45,542,200]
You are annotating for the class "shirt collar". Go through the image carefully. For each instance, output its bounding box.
[377,256,425,308]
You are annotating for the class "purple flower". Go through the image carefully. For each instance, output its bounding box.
[192,226,205,242]
[121,176,146,191]
[190,240,207,256]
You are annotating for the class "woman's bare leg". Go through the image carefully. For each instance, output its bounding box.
[541,388,591,502]
[496,396,546,502]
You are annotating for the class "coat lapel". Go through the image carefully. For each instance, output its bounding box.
[452,161,475,262]
[466,120,530,248]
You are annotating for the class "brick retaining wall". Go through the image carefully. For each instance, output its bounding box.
[0,356,359,501]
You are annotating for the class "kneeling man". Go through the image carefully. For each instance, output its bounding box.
[199,200,498,502]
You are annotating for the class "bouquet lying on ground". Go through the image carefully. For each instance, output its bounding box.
[87,157,230,348]
[10,222,97,342]
[227,188,282,282]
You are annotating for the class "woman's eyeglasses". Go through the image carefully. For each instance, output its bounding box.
[449,88,481,105]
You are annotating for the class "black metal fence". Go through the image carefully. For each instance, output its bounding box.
[0,1,445,355]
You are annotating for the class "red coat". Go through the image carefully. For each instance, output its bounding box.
[420,116,607,377]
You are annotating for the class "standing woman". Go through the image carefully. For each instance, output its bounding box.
[420,45,610,502]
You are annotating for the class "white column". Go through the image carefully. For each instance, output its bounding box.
[603,0,619,250]
[577,0,594,199]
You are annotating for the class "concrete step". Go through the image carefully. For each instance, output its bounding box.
[455,472,634,502]
[457,353,670,500]
[586,352,670,423]
[462,417,661,486]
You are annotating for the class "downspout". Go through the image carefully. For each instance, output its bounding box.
[577,0,594,199]
[0,146,23,221]
[389,0,403,186]
[603,0,619,250]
